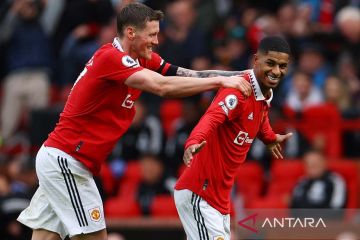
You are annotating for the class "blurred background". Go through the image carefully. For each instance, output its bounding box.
[0,0,360,239]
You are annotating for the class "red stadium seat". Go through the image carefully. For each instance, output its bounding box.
[235,161,264,206]
[328,160,359,209]
[117,161,142,199]
[246,195,288,209]
[105,196,141,218]
[300,104,342,158]
[150,195,178,218]
[247,160,305,209]
[160,100,183,137]
[268,160,305,198]
[99,163,116,196]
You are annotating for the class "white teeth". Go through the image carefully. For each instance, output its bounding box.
[268,76,278,81]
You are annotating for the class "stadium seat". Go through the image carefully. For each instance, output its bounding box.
[150,195,178,218]
[300,104,342,158]
[328,160,359,209]
[105,196,141,218]
[235,161,264,206]
[268,160,305,198]
[117,161,142,199]
[246,160,305,209]
[246,195,288,209]
[99,163,116,196]
[160,100,183,137]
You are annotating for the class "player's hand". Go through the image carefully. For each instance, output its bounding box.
[267,133,293,159]
[183,141,206,167]
[221,76,252,97]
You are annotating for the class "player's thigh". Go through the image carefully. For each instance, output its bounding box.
[36,146,106,237]
[32,229,62,240]
[175,189,230,240]
[70,229,107,240]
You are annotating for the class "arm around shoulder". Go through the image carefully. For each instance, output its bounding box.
[125,68,245,98]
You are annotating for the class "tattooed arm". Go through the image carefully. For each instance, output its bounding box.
[175,67,252,96]
[176,67,249,77]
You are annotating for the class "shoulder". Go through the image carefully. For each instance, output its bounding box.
[96,44,139,68]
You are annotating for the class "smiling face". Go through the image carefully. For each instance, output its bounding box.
[253,50,290,94]
[129,20,159,60]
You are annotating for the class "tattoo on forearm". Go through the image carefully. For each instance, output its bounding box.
[176,67,245,78]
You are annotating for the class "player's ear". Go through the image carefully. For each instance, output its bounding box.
[126,26,136,40]
[252,53,259,66]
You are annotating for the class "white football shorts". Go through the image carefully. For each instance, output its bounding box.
[17,145,105,239]
[174,189,231,240]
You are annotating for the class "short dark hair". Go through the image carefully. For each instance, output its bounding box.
[258,36,291,55]
[117,3,164,37]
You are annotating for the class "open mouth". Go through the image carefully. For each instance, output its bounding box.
[268,75,280,82]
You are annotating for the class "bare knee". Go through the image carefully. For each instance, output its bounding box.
[32,229,62,240]
[71,229,107,240]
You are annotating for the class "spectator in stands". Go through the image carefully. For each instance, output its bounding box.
[136,154,171,215]
[297,43,331,89]
[0,0,52,144]
[110,99,163,167]
[323,75,352,116]
[336,6,360,78]
[158,0,207,69]
[285,70,324,112]
[290,150,347,217]
[0,173,31,240]
[336,53,360,112]
[164,99,202,178]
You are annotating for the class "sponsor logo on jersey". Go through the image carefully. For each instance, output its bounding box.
[248,112,254,120]
[218,101,229,116]
[89,207,101,222]
[121,55,139,68]
[122,94,135,109]
[234,131,253,145]
[225,94,238,110]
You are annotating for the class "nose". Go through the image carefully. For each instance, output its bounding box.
[272,65,281,77]
[152,36,159,45]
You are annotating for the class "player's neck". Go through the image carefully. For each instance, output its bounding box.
[117,37,139,60]
[259,84,271,99]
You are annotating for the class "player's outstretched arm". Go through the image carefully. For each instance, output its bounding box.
[176,67,250,78]
[183,141,206,167]
[125,68,252,98]
[267,133,293,159]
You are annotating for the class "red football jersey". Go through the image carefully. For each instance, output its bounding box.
[175,70,276,214]
[45,38,171,175]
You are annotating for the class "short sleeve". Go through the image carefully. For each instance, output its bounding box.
[94,50,144,82]
[140,52,174,75]
[209,88,245,121]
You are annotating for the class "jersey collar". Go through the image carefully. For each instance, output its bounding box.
[112,37,124,52]
[112,37,140,65]
[249,69,273,106]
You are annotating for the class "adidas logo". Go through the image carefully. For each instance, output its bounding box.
[248,112,253,120]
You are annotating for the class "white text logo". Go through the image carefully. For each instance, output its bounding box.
[234,131,253,145]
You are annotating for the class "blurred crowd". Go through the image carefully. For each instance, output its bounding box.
[0,0,360,239]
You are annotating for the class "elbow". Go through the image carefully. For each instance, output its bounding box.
[158,88,172,98]
[156,83,173,98]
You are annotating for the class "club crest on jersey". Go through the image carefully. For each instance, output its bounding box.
[214,236,225,240]
[121,55,139,68]
[88,207,101,222]
[225,94,238,110]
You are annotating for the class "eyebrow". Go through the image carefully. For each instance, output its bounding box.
[266,58,288,65]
